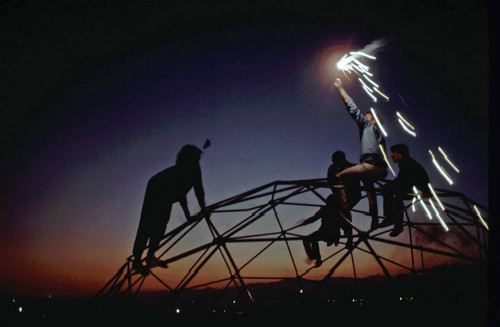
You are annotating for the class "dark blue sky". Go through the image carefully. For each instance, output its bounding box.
[0,1,490,296]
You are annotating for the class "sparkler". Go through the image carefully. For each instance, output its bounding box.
[336,50,389,103]
[379,144,396,176]
[429,150,454,185]
[473,205,489,231]
[438,146,459,173]
[396,111,416,137]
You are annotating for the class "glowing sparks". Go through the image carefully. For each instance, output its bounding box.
[429,199,449,232]
[473,205,489,231]
[428,183,445,211]
[413,186,432,220]
[370,108,387,137]
[429,150,453,185]
[396,112,416,137]
[379,144,396,176]
[438,146,460,173]
[336,50,388,102]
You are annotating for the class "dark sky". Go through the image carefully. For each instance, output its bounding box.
[0,0,491,296]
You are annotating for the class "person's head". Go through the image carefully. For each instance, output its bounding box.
[176,144,202,166]
[331,150,346,165]
[364,112,377,126]
[390,143,409,163]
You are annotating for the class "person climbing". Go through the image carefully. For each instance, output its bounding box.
[300,194,353,267]
[132,144,210,275]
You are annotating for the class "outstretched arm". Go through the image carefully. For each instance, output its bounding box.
[179,196,191,220]
[194,171,210,219]
[334,78,351,103]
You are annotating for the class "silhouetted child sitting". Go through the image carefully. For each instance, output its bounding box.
[300,194,353,267]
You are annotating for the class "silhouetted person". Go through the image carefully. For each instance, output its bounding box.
[132,144,210,275]
[327,150,362,209]
[379,143,430,236]
[300,195,353,267]
[333,78,388,230]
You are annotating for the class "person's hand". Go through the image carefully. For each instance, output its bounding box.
[334,78,342,88]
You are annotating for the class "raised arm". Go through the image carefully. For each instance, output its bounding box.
[334,78,350,103]
[334,78,371,129]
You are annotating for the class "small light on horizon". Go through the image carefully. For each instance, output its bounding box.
[176,308,180,314]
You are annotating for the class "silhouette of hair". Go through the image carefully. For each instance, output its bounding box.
[390,143,409,157]
[176,145,202,165]
[331,151,346,163]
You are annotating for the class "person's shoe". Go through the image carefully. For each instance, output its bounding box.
[314,258,323,267]
[132,261,149,276]
[146,257,168,269]
[370,218,379,230]
[389,225,404,237]
[379,218,395,228]
[345,239,354,250]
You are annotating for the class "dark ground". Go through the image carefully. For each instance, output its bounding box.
[1,263,493,326]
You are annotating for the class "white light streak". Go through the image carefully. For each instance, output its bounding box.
[413,186,432,220]
[371,108,387,137]
[396,112,415,129]
[429,150,454,185]
[379,144,396,176]
[411,197,416,212]
[428,183,445,210]
[429,199,449,232]
[363,74,379,88]
[398,118,417,137]
[438,146,460,173]
[373,87,389,101]
[350,51,376,60]
[473,205,489,230]
[363,85,377,102]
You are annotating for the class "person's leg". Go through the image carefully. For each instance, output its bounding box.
[146,204,172,267]
[389,194,405,237]
[380,182,398,227]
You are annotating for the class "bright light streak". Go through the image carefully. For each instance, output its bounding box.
[396,112,415,129]
[350,51,376,60]
[413,186,432,220]
[398,118,417,137]
[379,144,396,176]
[411,197,416,212]
[429,150,454,185]
[473,205,489,230]
[371,108,387,137]
[396,112,416,136]
[363,74,379,88]
[373,87,389,101]
[428,183,445,210]
[363,85,378,102]
[429,199,449,231]
[438,146,460,173]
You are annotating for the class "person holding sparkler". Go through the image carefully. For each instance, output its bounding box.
[333,78,388,230]
[379,144,430,236]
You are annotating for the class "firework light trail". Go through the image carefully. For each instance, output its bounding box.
[396,111,417,137]
[336,39,390,103]
[379,144,395,176]
[473,205,489,231]
[438,146,460,173]
[413,186,433,220]
[429,150,454,185]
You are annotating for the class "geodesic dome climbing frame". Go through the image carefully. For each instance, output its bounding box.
[96,178,489,306]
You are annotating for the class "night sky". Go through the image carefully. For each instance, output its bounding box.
[0,1,491,297]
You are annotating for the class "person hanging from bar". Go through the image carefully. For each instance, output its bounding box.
[379,143,431,236]
[132,144,211,275]
[332,78,388,231]
[300,194,353,267]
